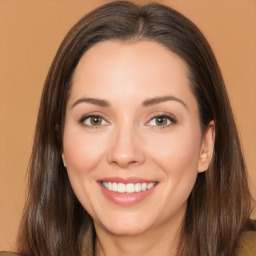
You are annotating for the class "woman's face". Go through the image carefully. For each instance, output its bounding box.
[62,40,214,236]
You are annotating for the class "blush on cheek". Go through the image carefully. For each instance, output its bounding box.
[63,124,109,172]
[153,138,199,160]
[64,144,103,173]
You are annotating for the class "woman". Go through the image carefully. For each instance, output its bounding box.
[1,1,255,255]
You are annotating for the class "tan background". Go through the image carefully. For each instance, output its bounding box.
[0,0,255,251]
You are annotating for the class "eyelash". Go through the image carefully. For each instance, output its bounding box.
[78,113,177,129]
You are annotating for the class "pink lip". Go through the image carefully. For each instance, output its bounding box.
[97,178,158,205]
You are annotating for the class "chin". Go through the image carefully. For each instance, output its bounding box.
[94,212,154,236]
[104,222,151,236]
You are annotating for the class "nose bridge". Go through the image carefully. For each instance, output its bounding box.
[107,119,145,168]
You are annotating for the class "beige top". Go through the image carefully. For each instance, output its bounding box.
[1,230,256,256]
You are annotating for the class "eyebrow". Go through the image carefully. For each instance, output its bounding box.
[71,95,187,109]
[142,96,188,109]
[71,98,110,108]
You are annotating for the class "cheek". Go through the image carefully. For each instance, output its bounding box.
[62,128,108,214]
[150,130,201,167]
[146,126,202,187]
[62,128,108,175]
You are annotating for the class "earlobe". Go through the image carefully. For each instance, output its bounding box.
[198,151,208,173]
[198,121,215,173]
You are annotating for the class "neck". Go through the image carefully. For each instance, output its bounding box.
[94,217,183,256]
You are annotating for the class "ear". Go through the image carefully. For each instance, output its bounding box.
[56,124,66,167]
[62,153,66,167]
[197,120,215,173]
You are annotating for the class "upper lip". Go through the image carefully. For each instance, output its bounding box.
[98,177,158,184]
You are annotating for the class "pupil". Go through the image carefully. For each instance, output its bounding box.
[156,117,166,125]
[91,117,101,125]
[157,117,163,123]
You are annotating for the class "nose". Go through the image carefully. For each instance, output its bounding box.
[107,125,145,169]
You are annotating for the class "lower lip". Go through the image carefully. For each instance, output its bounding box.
[99,183,157,205]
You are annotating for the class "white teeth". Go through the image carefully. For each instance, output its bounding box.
[141,183,147,191]
[102,181,156,194]
[108,182,112,190]
[126,183,135,193]
[117,183,126,193]
[135,183,141,192]
[102,182,108,189]
[112,182,118,192]
[147,183,155,189]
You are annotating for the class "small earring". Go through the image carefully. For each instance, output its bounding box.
[202,162,206,168]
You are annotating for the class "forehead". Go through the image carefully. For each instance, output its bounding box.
[68,40,196,110]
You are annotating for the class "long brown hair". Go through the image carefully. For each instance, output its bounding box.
[17,1,255,255]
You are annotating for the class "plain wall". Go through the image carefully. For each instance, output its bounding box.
[1,0,255,251]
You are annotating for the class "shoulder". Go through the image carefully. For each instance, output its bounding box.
[236,231,256,256]
[0,253,21,256]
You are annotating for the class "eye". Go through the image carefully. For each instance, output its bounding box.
[147,114,176,127]
[80,115,108,127]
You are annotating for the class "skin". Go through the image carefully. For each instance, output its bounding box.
[62,40,215,256]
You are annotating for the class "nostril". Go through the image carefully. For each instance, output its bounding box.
[111,159,140,168]
[107,131,146,167]
[129,160,141,167]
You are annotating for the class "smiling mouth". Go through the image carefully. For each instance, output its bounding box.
[101,182,157,194]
